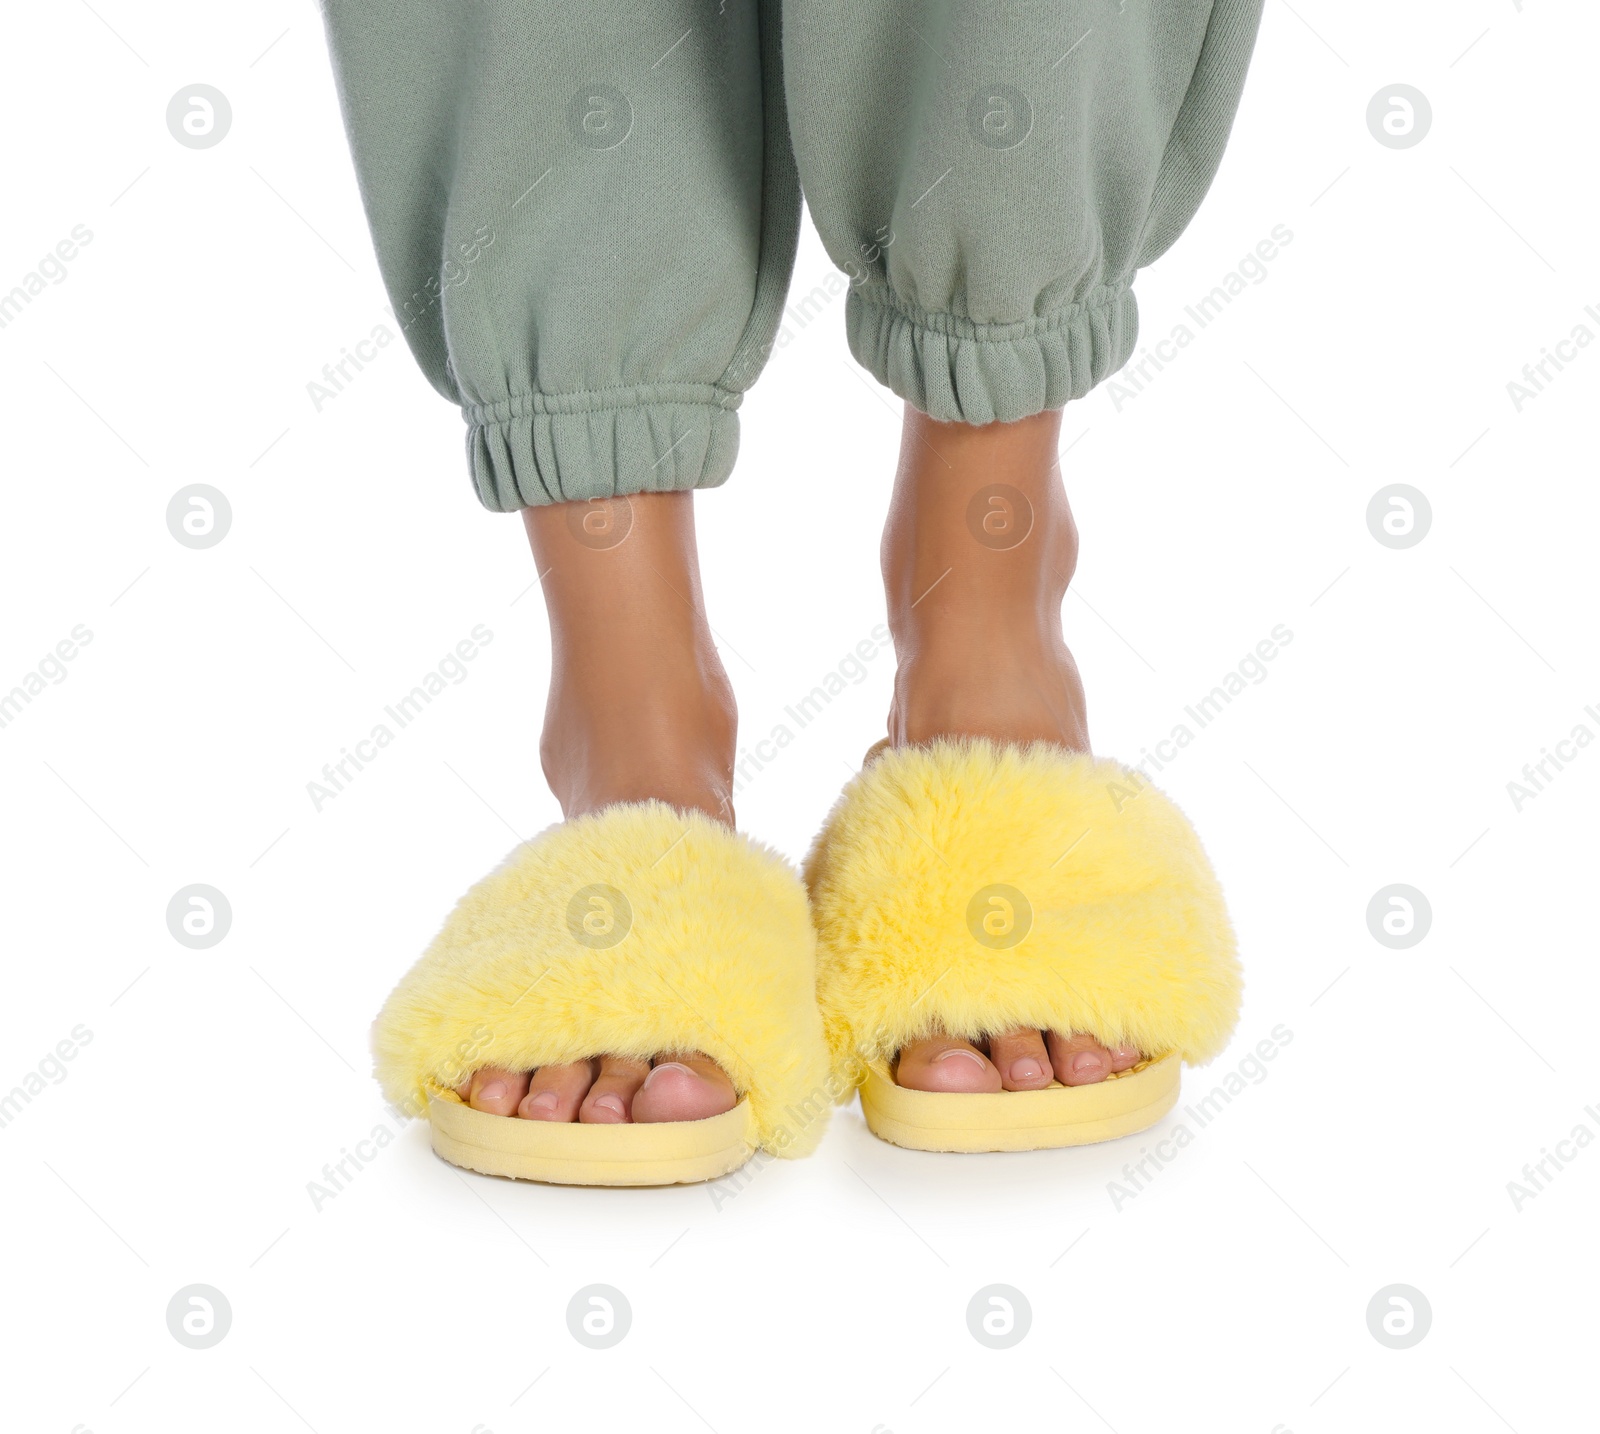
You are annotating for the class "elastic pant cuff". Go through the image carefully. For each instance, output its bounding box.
[464,385,743,511]
[845,283,1139,426]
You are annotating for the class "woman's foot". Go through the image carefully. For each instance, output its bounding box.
[881,406,1146,1090]
[456,1051,737,1124]
[530,491,737,825]
[459,492,740,1123]
[895,1030,1144,1091]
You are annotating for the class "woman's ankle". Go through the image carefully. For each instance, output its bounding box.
[887,639,1089,750]
[524,492,739,823]
[539,658,737,822]
[881,406,1089,751]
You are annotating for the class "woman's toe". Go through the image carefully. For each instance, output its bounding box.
[1047,1030,1115,1086]
[516,1060,595,1122]
[467,1066,530,1116]
[632,1052,738,1124]
[895,1036,1003,1093]
[1107,1043,1143,1073]
[987,1027,1054,1090]
[579,1055,651,1124]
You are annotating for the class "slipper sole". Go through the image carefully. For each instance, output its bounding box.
[428,1094,759,1186]
[374,803,833,1186]
[858,1053,1180,1153]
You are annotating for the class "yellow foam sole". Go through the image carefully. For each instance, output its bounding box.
[427,1094,759,1186]
[859,1053,1181,1153]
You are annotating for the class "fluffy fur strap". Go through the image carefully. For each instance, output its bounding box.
[804,740,1241,1079]
[374,803,833,1156]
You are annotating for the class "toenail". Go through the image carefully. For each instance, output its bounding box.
[1009,1058,1044,1082]
[1069,1052,1105,1076]
[527,1091,558,1113]
[932,1048,988,1069]
[642,1062,692,1087]
[1111,1045,1139,1062]
[477,1080,507,1101]
[593,1093,626,1115]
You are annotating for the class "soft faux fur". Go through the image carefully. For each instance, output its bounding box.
[374,803,832,1157]
[804,740,1240,1084]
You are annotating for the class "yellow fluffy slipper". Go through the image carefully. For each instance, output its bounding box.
[374,803,831,1186]
[804,739,1240,1153]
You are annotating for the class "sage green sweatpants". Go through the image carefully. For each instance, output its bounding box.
[322,0,1263,511]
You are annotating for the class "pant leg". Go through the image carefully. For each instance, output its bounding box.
[781,0,1264,425]
[321,0,800,510]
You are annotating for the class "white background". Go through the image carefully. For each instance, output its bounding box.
[2,2,1596,1431]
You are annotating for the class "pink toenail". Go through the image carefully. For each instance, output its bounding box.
[1111,1045,1139,1062]
[1069,1052,1105,1076]
[527,1091,558,1113]
[642,1062,693,1088]
[1010,1058,1044,1082]
[477,1080,507,1101]
[593,1093,626,1115]
[933,1048,988,1069]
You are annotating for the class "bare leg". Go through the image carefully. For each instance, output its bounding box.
[882,408,1142,1091]
[459,493,738,1124]
[525,492,738,823]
